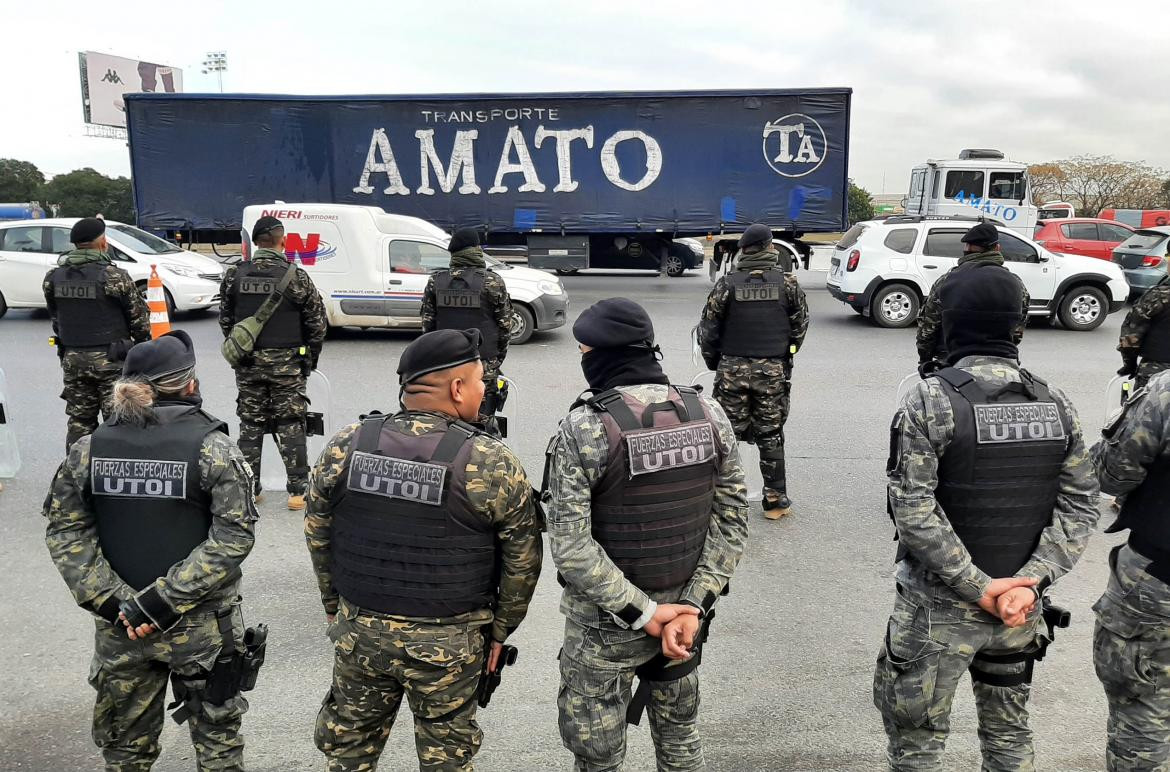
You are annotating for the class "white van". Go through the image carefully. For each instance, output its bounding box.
[240,204,568,343]
[0,218,224,318]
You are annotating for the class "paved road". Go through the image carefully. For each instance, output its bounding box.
[0,267,1126,771]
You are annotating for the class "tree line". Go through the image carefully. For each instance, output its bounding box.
[1028,156,1170,216]
[0,159,134,223]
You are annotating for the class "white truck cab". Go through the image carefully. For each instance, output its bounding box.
[903,149,1037,236]
[240,203,568,343]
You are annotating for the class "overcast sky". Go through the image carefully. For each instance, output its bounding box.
[3,0,1167,196]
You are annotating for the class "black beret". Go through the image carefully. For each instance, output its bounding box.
[573,297,655,349]
[738,223,773,249]
[962,222,1000,247]
[448,227,481,254]
[123,330,197,380]
[70,217,106,244]
[398,329,482,384]
[252,216,283,242]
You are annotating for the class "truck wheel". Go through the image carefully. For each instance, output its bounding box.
[870,284,919,328]
[555,267,579,276]
[665,254,686,277]
[509,305,535,344]
[1058,285,1108,331]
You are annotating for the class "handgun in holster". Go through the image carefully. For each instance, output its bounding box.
[477,640,518,708]
[169,609,268,724]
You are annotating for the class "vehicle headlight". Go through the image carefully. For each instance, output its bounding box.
[162,263,200,279]
[538,280,564,296]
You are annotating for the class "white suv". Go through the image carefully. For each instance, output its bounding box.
[826,216,1129,330]
[0,218,224,318]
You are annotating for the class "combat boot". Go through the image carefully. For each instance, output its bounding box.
[287,493,306,510]
[762,488,792,520]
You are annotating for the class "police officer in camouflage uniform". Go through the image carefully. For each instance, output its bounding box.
[421,228,513,426]
[1117,273,1170,389]
[546,298,749,771]
[917,223,1030,366]
[43,217,150,450]
[220,216,327,510]
[44,330,259,771]
[698,223,808,519]
[306,328,542,771]
[1091,369,1170,770]
[877,262,1100,770]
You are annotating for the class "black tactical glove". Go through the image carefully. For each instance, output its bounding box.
[1118,359,1138,378]
[119,598,151,630]
[918,359,943,378]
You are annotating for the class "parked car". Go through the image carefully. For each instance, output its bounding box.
[0,218,224,318]
[1033,217,1134,261]
[240,203,568,343]
[826,215,1128,331]
[1111,226,1170,293]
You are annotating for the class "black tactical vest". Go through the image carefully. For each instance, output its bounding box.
[1107,455,1170,569]
[929,368,1069,578]
[1140,311,1170,363]
[432,269,500,360]
[48,262,131,348]
[89,403,227,591]
[330,414,496,617]
[720,270,791,357]
[232,260,304,349]
[589,386,721,592]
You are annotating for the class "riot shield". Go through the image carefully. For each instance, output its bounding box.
[0,366,20,484]
[1103,375,1135,427]
[261,370,333,491]
[894,372,922,407]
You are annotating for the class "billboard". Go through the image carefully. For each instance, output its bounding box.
[79,51,182,128]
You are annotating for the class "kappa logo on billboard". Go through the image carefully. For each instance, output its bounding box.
[762,114,827,178]
[284,233,337,266]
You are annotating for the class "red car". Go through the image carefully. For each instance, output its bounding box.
[1033,217,1135,261]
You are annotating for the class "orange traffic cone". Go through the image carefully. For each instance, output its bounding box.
[147,265,172,339]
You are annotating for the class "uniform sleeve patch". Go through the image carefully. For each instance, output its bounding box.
[347,451,446,505]
[625,422,717,477]
[91,457,187,498]
[973,403,1066,444]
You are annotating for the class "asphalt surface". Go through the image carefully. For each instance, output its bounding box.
[0,264,1128,771]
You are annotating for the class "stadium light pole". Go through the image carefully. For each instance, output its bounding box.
[201,51,227,93]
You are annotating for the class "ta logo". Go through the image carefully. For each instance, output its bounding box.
[761,114,827,178]
[101,69,123,85]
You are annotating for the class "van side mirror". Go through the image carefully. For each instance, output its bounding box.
[1038,251,1050,263]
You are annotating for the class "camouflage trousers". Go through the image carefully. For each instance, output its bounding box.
[1093,544,1170,771]
[315,599,485,771]
[60,349,123,450]
[873,586,1047,771]
[234,359,308,494]
[1134,360,1170,390]
[558,619,702,772]
[714,355,790,493]
[88,603,248,771]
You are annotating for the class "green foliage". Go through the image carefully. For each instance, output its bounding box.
[848,180,875,225]
[40,167,134,223]
[0,159,47,202]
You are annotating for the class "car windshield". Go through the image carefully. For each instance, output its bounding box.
[107,224,184,255]
[1119,231,1170,251]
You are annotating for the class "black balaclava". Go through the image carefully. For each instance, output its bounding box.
[939,263,1024,364]
[574,298,669,391]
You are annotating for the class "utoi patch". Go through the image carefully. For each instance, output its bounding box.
[240,277,278,294]
[734,283,781,302]
[437,290,481,308]
[54,281,98,300]
[91,457,187,498]
[347,451,446,505]
[625,422,717,477]
[973,403,1066,444]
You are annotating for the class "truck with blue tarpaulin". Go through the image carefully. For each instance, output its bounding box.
[125,88,851,273]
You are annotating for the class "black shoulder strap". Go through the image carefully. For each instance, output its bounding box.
[932,367,986,405]
[433,420,477,463]
[587,389,640,431]
[355,415,387,453]
[674,385,705,423]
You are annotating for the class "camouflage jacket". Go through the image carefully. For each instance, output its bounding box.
[420,247,513,361]
[698,250,809,369]
[1118,278,1170,365]
[1092,369,1170,497]
[43,426,258,621]
[218,249,328,356]
[888,356,1099,603]
[42,249,151,345]
[916,250,1030,364]
[545,384,749,629]
[305,410,542,643]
